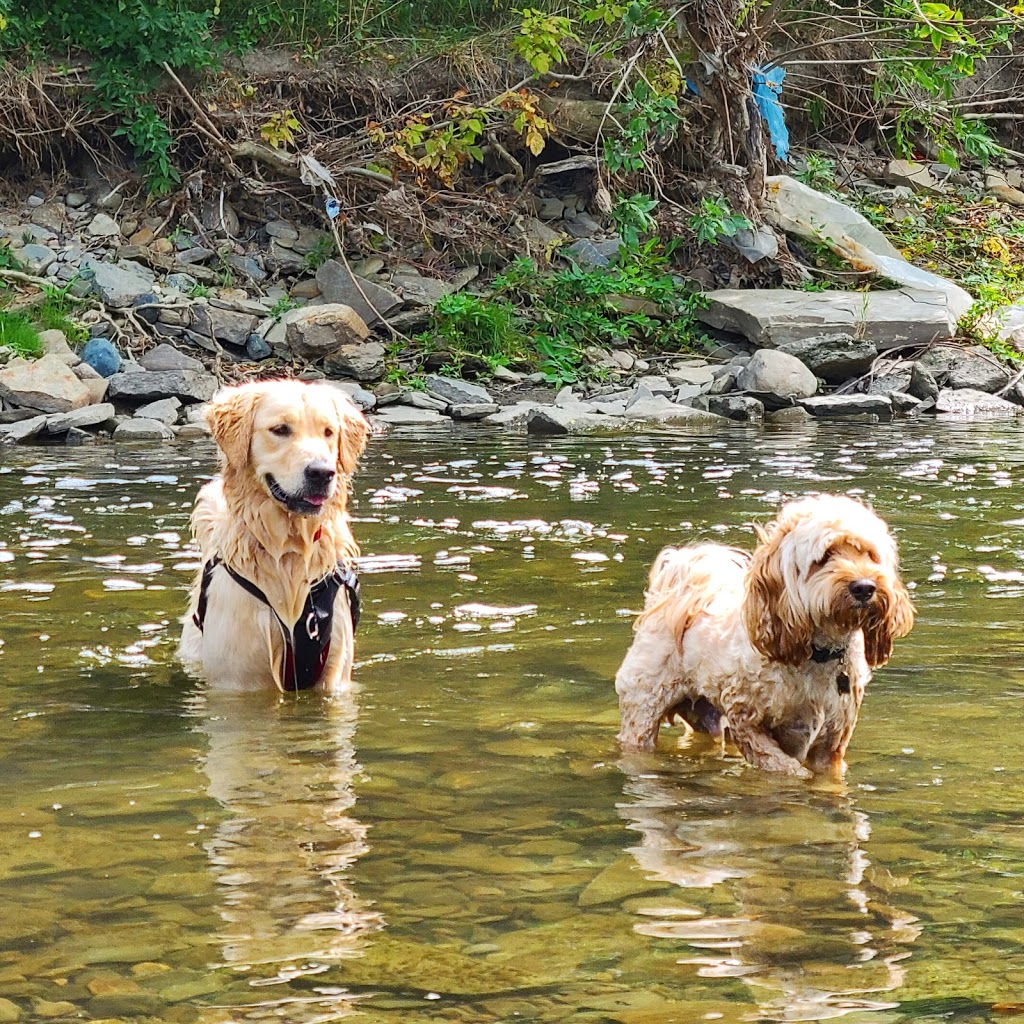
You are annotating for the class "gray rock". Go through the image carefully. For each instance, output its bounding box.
[0,414,47,444]
[424,374,493,405]
[526,407,612,435]
[908,361,939,402]
[106,369,217,404]
[269,240,306,273]
[285,304,371,358]
[736,350,818,404]
[246,333,272,360]
[866,372,912,396]
[482,402,545,428]
[134,397,181,425]
[177,246,215,265]
[403,392,449,411]
[0,355,91,413]
[622,396,724,425]
[944,348,1011,393]
[372,405,449,426]
[778,334,877,384]
[323,342,386,382]
[521,216,563,249]
[668,364,716,388]
[891,391,924,415]
[316,260,402,326]
[634,375,674,396]
[225,254,266,282]
[564,238,611,269]
[87,212,121,237]
[766,406,813,425]
[139,343,204,372]
[707,367,740,395]
[266,220,299,242]
[65,191,88,208]
[886,159,940,192]
[81,259,153,307]
[799,394,893,420]
[536,196,564,220]
[207,306,258,347]
[45,403,117,434]
[39,329,80,366]
[699,288,958,349]
[935,388,1023,417]
[450,403,500,420]
[728,223,779,263]
[64,426,95,446]
[20,243,57,274]
[708,395,764,421]
[390,270,452,308]
[165,272,198,292]
[113,417,175,440]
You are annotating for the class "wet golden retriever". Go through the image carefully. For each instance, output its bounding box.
[178,379,370,693]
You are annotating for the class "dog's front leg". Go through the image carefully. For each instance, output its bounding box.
[730,723,813,779]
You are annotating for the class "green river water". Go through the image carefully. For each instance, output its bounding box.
[0,422,1022,1024]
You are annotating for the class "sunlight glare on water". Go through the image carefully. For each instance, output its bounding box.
[0,422,1022,1024]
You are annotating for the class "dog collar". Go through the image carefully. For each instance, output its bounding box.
[810,644,845,664]
[192,556,360,691]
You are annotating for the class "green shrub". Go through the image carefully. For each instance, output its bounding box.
[0,311,43,357]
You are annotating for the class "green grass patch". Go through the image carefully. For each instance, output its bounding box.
[0,311,43,357]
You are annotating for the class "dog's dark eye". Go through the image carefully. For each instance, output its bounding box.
[324,427,334,439]
[270,424,292,438]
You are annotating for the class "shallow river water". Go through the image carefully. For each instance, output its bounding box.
[1,422,1023,1024]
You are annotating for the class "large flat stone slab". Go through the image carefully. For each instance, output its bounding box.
[935,388,1023,418]
[698,288,958,349]
[0,355,92,413]
[106,369,218,404]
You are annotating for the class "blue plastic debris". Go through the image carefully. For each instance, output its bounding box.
[324,197,341,221]
[752,65,789,163]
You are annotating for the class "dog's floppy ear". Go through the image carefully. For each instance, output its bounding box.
[204,383,264,469]
[743,518,814,666]
[325,388,370,477]
[862,576,915,668]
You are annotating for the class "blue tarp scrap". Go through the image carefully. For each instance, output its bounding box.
[751,64,789,163]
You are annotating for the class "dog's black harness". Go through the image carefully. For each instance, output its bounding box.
[193,557,360,691]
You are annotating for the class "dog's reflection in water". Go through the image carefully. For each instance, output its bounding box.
[193,690,382,1019]
[617,754,921,1021]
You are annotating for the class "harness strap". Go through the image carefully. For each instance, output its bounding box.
[810,644,845,664]
[193,556,360,691]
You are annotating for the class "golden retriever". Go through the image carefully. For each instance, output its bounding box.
[615,495,915,777]
[178,379,370,693]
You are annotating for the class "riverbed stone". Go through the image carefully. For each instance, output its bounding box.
[425,374,493,405]
[450,402,500,420]
[372,405,449,426]
[736,349,817,404]
[207,306,258,347]
[323,341,386,382]
[285,304,371,357]
[526,406,612,435]
[316,259,402,326]
[19,243,57,274]
[0,998,21,1022]
[944,348,1011,392]
[39,328,80,366]
[87,212,122,237]
[707,394,764,421]
[698,288,958,348]
[0,354,91,413]
[0,414,46,443]
[778,333,877,383]
[799,394,893,420]
[134,397,181,425]
[113,417,175,440]
[909,361,940,402]
[45,403,117,434]
[935,388,1023,417]
[106,369,217,404]
[138,343,203,372]
[81,259,152,307]
[403,391,448,411]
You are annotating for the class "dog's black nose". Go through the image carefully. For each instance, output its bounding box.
[304,462,336,487]
[849,578,877,603]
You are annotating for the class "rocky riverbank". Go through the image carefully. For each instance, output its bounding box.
[2,155,1024,445]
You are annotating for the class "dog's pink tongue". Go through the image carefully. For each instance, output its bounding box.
[306,495,325,507]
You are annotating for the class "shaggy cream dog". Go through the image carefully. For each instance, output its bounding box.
[178,379,369,693]
[615,495,915,777]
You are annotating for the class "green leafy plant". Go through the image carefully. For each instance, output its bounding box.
[511,8,577,74]
[0,311,42,357]
[611,193,659,249]
[430,292,525,366]
[32,281,89,345]
[302,235,337,271]
[269,295,299,317]
[688,197,753,245]
[603,80,679,174]
[793,152,837,194]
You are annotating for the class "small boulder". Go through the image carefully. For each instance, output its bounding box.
[81,259,152,307]
[316,260,402,327]
[424,374,493,405]
[135,397,181,425]
[138,343,203,372]
[106,369,218,404]
[113,417,175,440]
[285,304,371,358]
[736,350,817,406]
[323,342,387,382]
[39,329,81,367]
[799,394,893,420]
[944,348,1011,393]
[0,414,47,444]
[935,388,1023,417]
[246,334,273,361]
[45,403,117,434]
[707,395,764,421]
[0,355,91,413]
[450,403,500,420]
[778,334,877,384]
[87,212,122,237]
[81,338,122,378]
